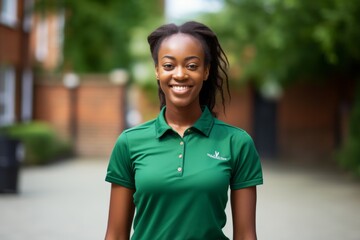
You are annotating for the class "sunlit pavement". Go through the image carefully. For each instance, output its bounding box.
[0,159,359,240]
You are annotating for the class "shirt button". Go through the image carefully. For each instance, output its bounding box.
[177,167,182,172]
[180,141,184,145]
[179,154,183,158]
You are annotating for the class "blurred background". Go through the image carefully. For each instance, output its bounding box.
[0,0,359,239]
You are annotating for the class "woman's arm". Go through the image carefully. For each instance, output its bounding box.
[105,184,135,240]
[231,186,258,240]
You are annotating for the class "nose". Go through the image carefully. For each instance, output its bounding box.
[173,67,187,80]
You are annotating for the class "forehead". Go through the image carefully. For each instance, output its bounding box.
[158,33,204,57]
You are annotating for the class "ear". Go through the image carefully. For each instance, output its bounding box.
[204,65,210,81]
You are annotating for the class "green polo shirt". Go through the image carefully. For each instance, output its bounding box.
[106,106,263,240]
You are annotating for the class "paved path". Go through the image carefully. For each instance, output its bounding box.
[0,159,359,240]
[256,163,360,240]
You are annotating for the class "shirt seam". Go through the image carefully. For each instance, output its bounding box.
[230,177,263,190]
[105,175,136,189]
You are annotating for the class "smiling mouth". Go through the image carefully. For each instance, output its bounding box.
[170,85,193,92]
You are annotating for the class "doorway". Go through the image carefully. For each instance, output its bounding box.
[253,91,278,159]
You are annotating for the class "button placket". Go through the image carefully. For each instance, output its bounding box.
[177,139,185,175]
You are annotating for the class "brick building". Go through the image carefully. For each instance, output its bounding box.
[0,0,33,126]
[1,1,127,157]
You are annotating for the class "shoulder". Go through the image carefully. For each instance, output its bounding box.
[113,119,157,154]
[212,118,254,143]
[125,118,156,131]
[117,119,157,143]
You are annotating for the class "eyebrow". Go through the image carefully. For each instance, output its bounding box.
[161,55,200,61]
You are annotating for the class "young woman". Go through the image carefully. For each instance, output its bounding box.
[105,21,263,240]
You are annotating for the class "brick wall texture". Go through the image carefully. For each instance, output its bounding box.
[34,75,125,157]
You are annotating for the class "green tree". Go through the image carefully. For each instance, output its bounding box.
[36,0,164,73]
[204,0,360,174]
[207,0,360,83]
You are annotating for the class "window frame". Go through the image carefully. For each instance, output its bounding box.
[0,66,16,126]
[21,68,33,122]
[0,0,18,28]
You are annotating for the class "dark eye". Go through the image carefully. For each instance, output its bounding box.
[187,63,198,70]
[163,63,174,70]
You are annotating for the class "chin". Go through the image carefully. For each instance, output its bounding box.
[168,99,200,109]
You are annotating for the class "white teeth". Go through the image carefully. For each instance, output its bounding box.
[171,85,190,91]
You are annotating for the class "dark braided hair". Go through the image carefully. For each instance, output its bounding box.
[147,21,230,116]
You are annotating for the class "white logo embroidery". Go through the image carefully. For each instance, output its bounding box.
[207,151,229,160]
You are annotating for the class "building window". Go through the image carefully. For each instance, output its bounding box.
[23,0,34,32]
[0,0,18,27]
[21,68,33,122]
[35,18,48,61]
[0,66,16,126]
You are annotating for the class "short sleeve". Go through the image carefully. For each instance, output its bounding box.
[105,132,135,189]
[230,132,263,190]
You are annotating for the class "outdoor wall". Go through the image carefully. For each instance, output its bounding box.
[218,86,254,135]
[0,26,21,64]
[217,81,351,163]
[34,80,70,138]
[34,75,126,157]
[278,80,353,162]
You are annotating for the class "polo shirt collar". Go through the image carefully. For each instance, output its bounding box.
[192,106,214,137]
[155,106,214,138]
[155,107,172,138]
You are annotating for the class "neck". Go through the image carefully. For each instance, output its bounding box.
[165,105,203,136]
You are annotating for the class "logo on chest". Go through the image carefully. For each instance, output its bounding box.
[207,151,229,160]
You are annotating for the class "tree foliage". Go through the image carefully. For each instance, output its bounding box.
[35,0,164,73]
[205,0,360,84]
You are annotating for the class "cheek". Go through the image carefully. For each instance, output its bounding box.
[158,78,168,92]
[157,70,171,84]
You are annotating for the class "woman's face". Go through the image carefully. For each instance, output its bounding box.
[156,33,209,110]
